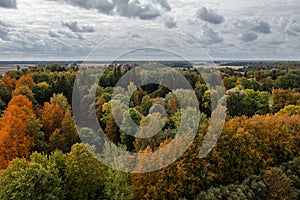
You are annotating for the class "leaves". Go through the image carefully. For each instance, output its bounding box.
[263,168,298,200]
[0,95,35,169]
[0,154,62,200]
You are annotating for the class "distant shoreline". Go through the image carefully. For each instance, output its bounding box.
[0,60,300,65]
[1,60,299,75]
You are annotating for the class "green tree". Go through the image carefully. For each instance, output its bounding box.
[103,143,133,200]
[256,91,271,115]
[79,128,102,148]
[241,77,261,91]
[27,116,46,152]
[195,175,267,200]
[226,87,248,116]
[275,73,300,90]
[280,157,300,197]
[50,93,70,111]
[227,88,270,117]
[65,143,105,200]
[140,95,153,116]
[120,108,142,151]
[0,80,12,105]
[51,72,75,104]
[32,82,52,105]
[0,153,62,200]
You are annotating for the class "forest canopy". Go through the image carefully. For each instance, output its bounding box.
[0,61,300,199]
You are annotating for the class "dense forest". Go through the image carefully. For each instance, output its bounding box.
[0,62,300,199]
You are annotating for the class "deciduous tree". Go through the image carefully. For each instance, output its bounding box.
[0,95,35,169]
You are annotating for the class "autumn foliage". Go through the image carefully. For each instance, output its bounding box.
[0,95,34,169]
[1,64,300,199]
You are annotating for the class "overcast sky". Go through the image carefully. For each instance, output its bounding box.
[0,0,300,61]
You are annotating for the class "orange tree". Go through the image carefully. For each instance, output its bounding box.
[0,95,35,169]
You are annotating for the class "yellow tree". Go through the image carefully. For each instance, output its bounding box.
[12,85,37,104]
[132,133,205,200]
[15,74,35,88]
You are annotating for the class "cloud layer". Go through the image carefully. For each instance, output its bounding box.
[49,0,171,20]
[1,0,300,60]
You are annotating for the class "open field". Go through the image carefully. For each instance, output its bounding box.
[0,67,17,75]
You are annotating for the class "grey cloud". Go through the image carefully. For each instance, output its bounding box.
[0,29,8,41]
[50,0,170,20]
[184,33,201,44]
[196,7,224,24]
[47,0,114,14]
[252,20,271,34]
[114,0,160,20]
[165,18,177,29]
[0,0,16,9]
[288,24,300,37]
[0,21,10,41]
[58,30,73,38]
[185,25,223,45]
[268,40,284,45]
[115,0,172,19]
[293,24,300,32]
[204,29,223,43]
[58,30,83,39]
[62,21,95,33]
[49,31,60,38]
[240,32,258,42]
[235,19,271,34]
[277,17,300,36]
[129,33,141,39]
[201,24,224,44]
